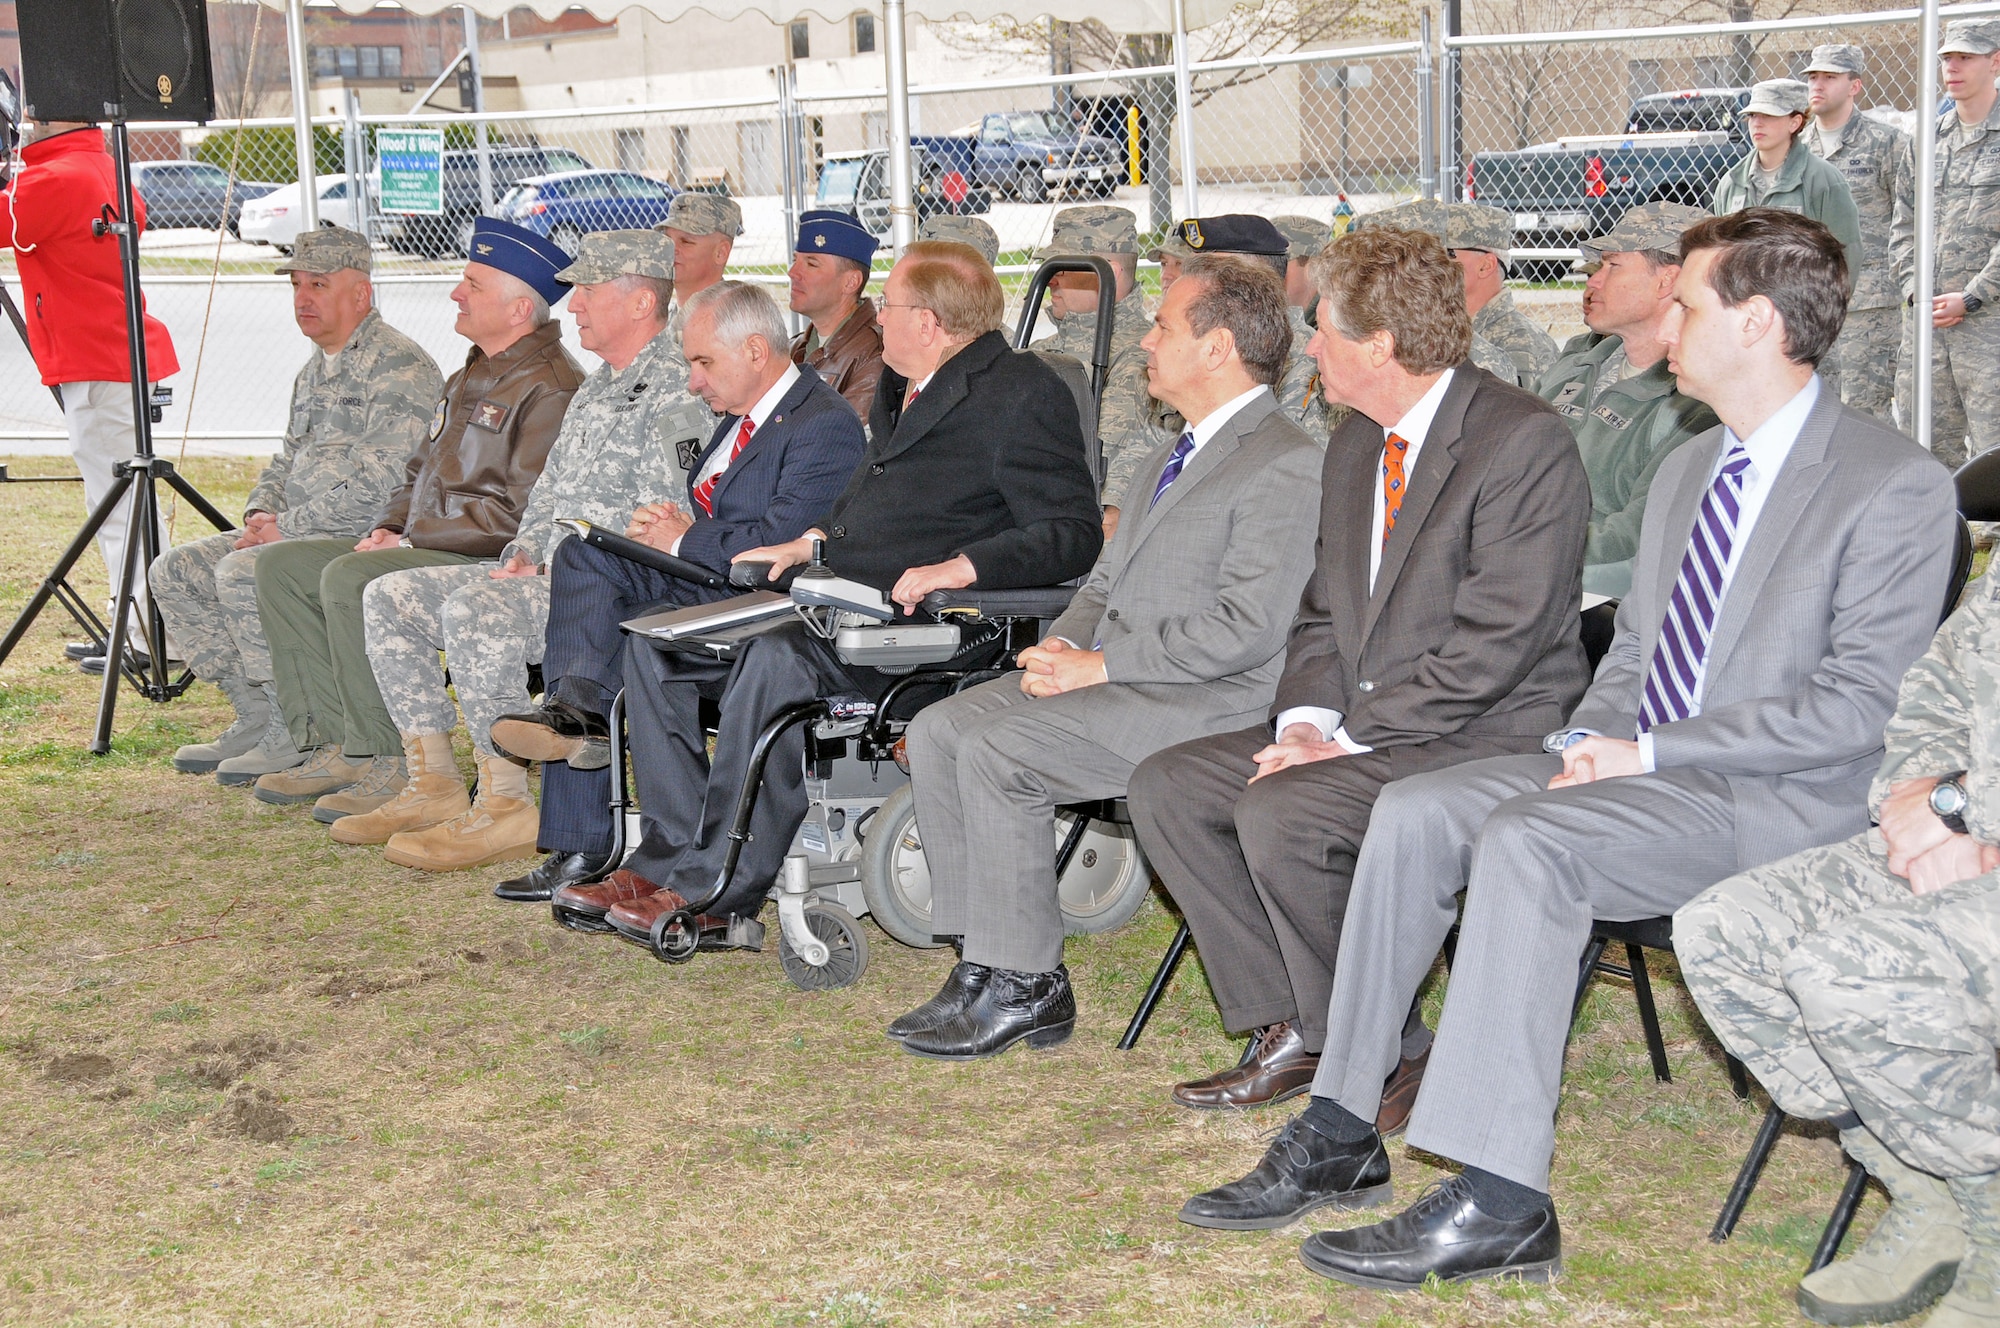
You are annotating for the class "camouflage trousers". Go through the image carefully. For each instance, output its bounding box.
[1677,829,2000,1179]
[1897,309,2000,470]
[1832,306,1899,425]
[148,531,276,685]
[361,564,547,756]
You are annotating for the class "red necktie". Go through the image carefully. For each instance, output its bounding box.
[904,385,921,411]
[692,417,754,516]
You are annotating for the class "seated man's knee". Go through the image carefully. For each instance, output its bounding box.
[1125,746,1185,825]
[903,700,954,769]
[320,552,379,607]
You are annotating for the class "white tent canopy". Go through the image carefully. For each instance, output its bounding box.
[261,0,1214,242]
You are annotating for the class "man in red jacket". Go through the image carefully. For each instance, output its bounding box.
[2,121,180,659]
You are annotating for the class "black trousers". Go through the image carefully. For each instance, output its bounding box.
[535,537,720,858]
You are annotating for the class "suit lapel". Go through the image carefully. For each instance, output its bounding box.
[710,371,815,506]
[1326,416,1379,650]
[1700,389,1838,682]
[876,335,997,462]
[1361,369,1473,644]
[1123,393,1273,556]
[689,414,738,479]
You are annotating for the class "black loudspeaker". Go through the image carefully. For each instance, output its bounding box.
[16,0,215,125]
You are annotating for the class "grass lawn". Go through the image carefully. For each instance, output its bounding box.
[0,455,1897,1325]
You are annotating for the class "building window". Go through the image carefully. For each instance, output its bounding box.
[790,20,810,60]
[337,47,359,78]
[313,48,336,77]
[359,46,381,79]
[853,14,875,54]
[381,46,402,78]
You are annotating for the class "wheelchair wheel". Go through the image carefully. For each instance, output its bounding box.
[1057,813,1154,936]
[651,909,701,965]
[858,785,950,949]
[779,902,870,990]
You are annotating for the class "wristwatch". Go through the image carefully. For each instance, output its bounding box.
[1965,295,1986,315]
[1930,770,1971,835]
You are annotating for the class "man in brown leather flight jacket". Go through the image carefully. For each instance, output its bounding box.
[247,219,585,808]
[786,209,885,422]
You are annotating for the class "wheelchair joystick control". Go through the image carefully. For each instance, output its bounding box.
[798,536,833,580]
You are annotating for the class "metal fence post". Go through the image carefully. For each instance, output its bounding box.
[284,0,317,226]
[883,0,916,253]
[1417,9,1437,201]
[777,64,804,336]
[1441,0,1461,201]
[463,5,493,219]
[1172,0,1202,219]
[1915,0,1941,453]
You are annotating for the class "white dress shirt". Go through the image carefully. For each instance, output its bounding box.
[1550,374,1821,771]
[673,361,800,555]
[1276,368,1455,753]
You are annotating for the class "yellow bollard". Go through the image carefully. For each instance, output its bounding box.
[1127,106,1142,187]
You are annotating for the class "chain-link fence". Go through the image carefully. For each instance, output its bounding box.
[1,4,1988,447]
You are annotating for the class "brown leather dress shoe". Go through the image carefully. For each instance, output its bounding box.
[1374,1045,1430,1138]
[551,869,662,934]
[606,886,693,943]
[1172,1020,1321,1111]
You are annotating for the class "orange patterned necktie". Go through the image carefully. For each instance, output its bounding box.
[1380,431,1410,546]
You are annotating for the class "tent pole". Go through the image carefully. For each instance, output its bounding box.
[1171,0,1198,219]
[285,0,317,228]
[884,0,915,253]
[1915,0,1940,453]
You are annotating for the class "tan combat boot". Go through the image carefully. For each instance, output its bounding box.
[252,746,374,805]
[1926,1172,2000,1327]
[327,734,467,844]
[314,751,412,824]
[1799,1127,1964,1324]
[382,751,539,871]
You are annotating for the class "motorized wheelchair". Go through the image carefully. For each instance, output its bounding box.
[554,257,1156,990]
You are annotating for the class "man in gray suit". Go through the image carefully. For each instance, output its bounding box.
[893,254,1323,1060]
[1216,210,1959,1290]
[1126,226,1594,1121]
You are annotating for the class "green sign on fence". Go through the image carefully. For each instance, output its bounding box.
[377,128,445,215]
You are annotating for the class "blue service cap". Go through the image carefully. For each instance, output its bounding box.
[465,217,572,306]
[796,209,879,266]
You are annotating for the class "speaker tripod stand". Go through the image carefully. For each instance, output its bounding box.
[0,120,233,754]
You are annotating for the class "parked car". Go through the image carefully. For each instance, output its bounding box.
[814,147,991,238]
[236,175,369,254]
[379,145,595,258]
[130,160,282,236]
[498,169,680,251]
[914,110,1124,203]
[1468,88,1752,272]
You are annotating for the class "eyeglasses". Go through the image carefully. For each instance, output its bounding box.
[878,301,930,315]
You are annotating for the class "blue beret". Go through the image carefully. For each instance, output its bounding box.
[466,218,572,306]
[796,209,878,267]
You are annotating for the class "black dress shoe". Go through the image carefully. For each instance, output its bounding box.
[490,702,611,769]
[64,640,104,661]
[1178,1117,1392,1230]
[79,650,182,675]
[900,965,1075,1060]
[494,850,614,902]
[1298,1175,1562,1289]
[886,961,992,1040]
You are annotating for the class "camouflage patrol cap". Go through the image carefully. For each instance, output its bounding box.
[659,191,743,238]
[1143,231,1194,263]
[918,214,999,266]
[1354,197,1450,243]
[1270,213,1332,260]
[1939,19,2000,55]
[1744,78,1811,117]
[274,225,372,275]
[1803,43,1867,77]
[1579,201,1710,267]
[1444,203,1514,254]
[555,229,675,286]
[1035,205,1139,259]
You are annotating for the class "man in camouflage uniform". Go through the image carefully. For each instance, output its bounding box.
[1893,19,2000,468]
[1447,202,1559,386]
[919,214,1000,266]
[1271,213,1331,317]
[1538,202,1719,597]
[659,191,739,332]
[1805,44,1911,423]
[1353,199,1521,385]
[150,228,441,780]
[1145,230,1193,292]
[344,231,709,873]
[1677,569,2000,1328]
[1033,205,1154,521]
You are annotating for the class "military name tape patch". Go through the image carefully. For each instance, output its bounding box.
[471,399,511,432]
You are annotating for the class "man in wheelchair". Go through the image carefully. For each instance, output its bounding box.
[891,253,1324,1060]
[541,241,1104,951]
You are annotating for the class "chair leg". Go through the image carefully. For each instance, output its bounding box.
[1118,921,1192,1051]
[1626,943,1673,1085]
[1712,1102,1788,1242]
[1808,1161,1872,1274]
[1570,934,1611,1032]
[1726,1054,1751,1101]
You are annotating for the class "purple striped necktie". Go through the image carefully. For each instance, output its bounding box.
[1150,432,1196,509]
[1637,441,1755,734]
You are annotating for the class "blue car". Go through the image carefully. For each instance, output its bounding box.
[499,169,681,252]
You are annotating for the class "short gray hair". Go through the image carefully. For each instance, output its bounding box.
[494,270,552,327]
[681,280,788,353]
[613,272,675,324]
